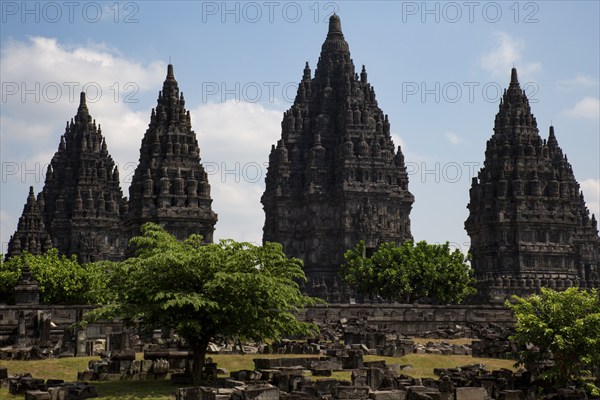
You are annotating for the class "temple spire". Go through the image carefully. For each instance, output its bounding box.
[466,67,600,303]
[126,62,217,245]
[262,14,413,298]
[76,92,89,121]
[328,13,343,36]
[510,67,519,86]
[319,14,350,59]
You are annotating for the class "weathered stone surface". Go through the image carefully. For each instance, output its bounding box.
[125,64,217,244]
[175,386,216,400]
[455,387,488,400]
[497,390,524,400]
[465,68,600,303]
[261,14,413,299]
[243,384,280,400]
[314,379,339,395]
[25,390,51,400]
[335,385,370,400]
[370,390,407,400]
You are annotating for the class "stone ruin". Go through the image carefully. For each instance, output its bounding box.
[5,14,599,305]
[173,357,596,400]
[261,14,413,297]
[2,370,97,400]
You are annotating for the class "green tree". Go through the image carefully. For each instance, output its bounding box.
[340,240,476,304]
[507,288,600,394]
[0,255,21,303]
[1,249,109,305]
[86,223,319,382]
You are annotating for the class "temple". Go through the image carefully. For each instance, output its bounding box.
[6,65,218,263]
[125,64,218,243]
[6,187,53,257]
[465,68,600,303]
[261,14,414,298]
[8,93,128,263]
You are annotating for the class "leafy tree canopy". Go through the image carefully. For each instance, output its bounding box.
[86,223,319,381]
[507,287,600,394]
[1,249,110,305]
[340,240,476,304]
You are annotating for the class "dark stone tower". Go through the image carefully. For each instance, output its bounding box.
[6,186,53,257]
[126,64,217,242]
[465,68,600,303]
[33,93,127,263]
[262,15,414,297]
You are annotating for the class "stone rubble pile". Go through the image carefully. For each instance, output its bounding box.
[470,325,517,360]
[6,372,97,400]
[77,349,190,381]
[413,342,471,356]
[175,357,595,400]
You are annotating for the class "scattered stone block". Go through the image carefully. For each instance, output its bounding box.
[175,386,216,400]
[25,390,51,400]
[335,385,370,400]
[370,390,407,400]
[455,387,488,400]
[314,378,338,395]
[243,384,279,400]
[497,390,524,400]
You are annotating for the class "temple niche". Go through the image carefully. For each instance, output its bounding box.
[261,15,414,300]
[465,68,600,303]
[125,64,218,243]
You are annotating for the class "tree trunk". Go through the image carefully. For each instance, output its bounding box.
[191,336,211,383]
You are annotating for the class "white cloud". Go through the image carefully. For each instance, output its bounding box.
[444,131,463,145]
[563,97,600,120]
[581,179,600,219]
[479,32,541,80]
[192,100,284,243]
[557,74,598,90]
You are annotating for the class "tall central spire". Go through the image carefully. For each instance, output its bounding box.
[262,14,413,300]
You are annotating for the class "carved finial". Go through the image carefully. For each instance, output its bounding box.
[167,63,175,80]
[328,13,342,35]
[303,62,311,80]
[510,67,519,85]
[77,92,89,117]
[26,186,36,206]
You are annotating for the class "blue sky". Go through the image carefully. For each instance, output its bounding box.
[1,1,599,255]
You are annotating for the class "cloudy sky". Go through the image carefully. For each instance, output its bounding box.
[1,1,599,255]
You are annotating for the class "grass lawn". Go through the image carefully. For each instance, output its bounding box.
[0,353,516,400]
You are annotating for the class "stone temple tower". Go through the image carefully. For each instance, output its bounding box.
[262,15,414,298]
[126,64,218,243]
[465,68,600,303]
[8,93,128,263]
[7,186,53,257]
